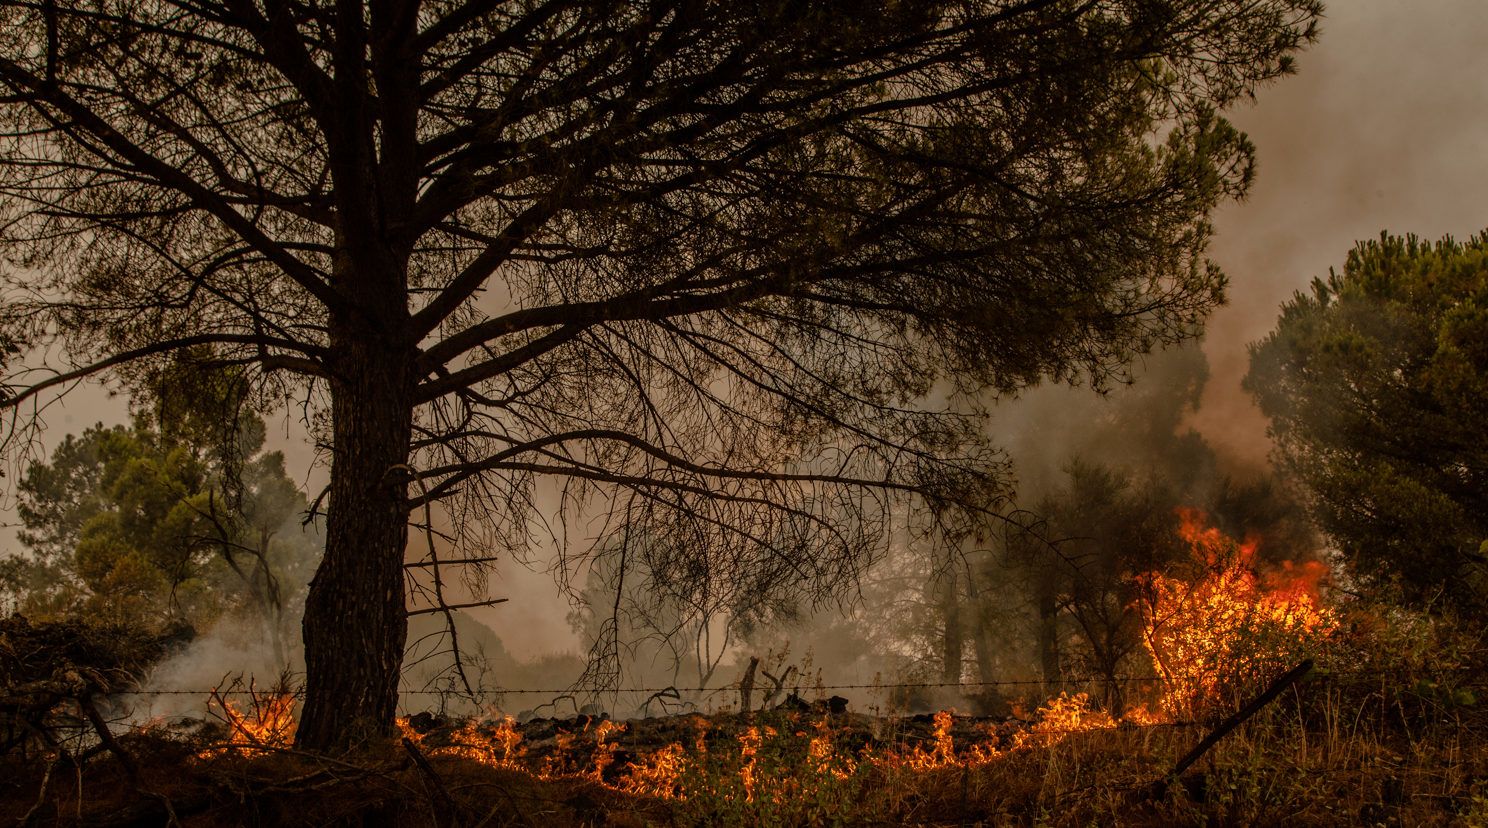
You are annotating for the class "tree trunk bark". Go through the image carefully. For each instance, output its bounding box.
[939,570,963,686]
[296,329,415,752]
[1036,576,1062,690]
[971,601,997,686]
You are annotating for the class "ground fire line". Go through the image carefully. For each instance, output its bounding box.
[196,509,1338,802]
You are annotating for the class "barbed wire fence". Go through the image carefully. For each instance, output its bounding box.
[8,654,1488,813]
[13,656,1487,748]
[93,660,1488,735]
[99,662,1488,697]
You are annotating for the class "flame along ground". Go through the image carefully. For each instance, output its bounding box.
[196,509,1338,800]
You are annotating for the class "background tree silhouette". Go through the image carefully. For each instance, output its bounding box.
[0,0,1319,750]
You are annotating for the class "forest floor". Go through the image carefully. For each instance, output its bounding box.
[3,700,1486,827]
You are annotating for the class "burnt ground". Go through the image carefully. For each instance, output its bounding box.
[1,703,1482,827]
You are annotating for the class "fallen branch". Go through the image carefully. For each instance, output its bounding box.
[79,695,183,826]
[1150,659,1315,798]
[403,736,460,828]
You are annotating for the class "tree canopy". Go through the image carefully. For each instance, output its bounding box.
[1247,232,1488,608]
[0,0,1321,749]
[1,382,321,661]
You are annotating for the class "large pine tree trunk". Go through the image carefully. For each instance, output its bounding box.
[295,325,415,752]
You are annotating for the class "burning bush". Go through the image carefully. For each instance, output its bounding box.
[201,674,299,756]
[1137,509,1336,717]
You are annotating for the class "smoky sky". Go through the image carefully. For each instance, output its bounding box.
[1191,0,1488,465]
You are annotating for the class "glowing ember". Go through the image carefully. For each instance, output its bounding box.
[1138,508,1335,715]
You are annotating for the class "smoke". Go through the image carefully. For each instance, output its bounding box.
[464,2,1488,713]
[1192,0,1488,464]
[131,614,304,722]
[721,342,1237,713]
[130,507,322,722]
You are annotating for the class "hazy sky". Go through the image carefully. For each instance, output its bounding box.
[457,1,1488,656]
[8,2,1488,659]
[1191,0,1488,464]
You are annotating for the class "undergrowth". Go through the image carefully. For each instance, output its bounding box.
[1,686,1485,827]
[2,602,1486,826]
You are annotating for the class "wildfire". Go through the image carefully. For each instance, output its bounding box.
[807,718,857,780]
[899,709,957,770]
[623,742,688,797]
[181,507,1337,809]
[590,718,626,780]
[200,684,298,757]
[403,713,639,787]
[1138,508,1335,715]
[1011,693,1116,750]
[417,716,528,769]
[737,724,775,801]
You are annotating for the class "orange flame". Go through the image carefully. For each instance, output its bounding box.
[375,511,1334,801]
[591,718,626,780]
[737,725,776,801]
[622,742,688,797]
[422,716,527,769]
[807,718,857,780]
[1139,508,1335,715]
[200,688,297,757]
[177,509,1336,803]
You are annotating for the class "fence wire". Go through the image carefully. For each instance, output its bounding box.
[98,663,1488,696]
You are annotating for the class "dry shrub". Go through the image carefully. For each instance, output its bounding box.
[0,614,175,759]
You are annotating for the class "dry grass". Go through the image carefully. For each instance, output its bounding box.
[2,685,1485,827]
[5,601,1486,826]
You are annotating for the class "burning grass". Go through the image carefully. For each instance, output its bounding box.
[3,511,1487,825]
[3,669,1487,826]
